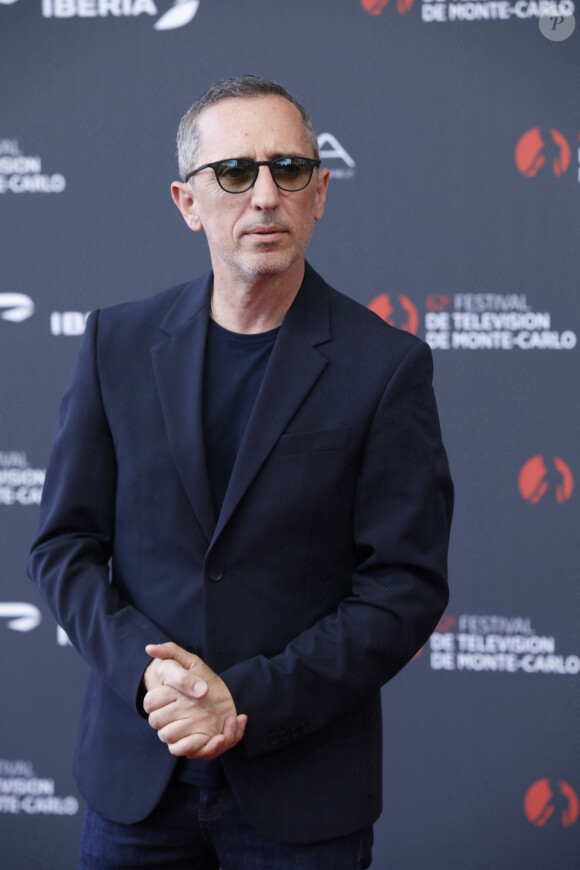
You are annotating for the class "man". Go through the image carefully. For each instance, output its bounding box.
[28,75,453,869]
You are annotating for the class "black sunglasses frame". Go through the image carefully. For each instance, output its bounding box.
[184,157,321,193]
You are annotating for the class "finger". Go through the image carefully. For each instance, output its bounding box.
[146,642,196,669]
[192,733,227,760]
[143,685,181,715]
[230,714,248,737]
[147,695,197,730]
[146,644,209,699]
[166,733,214,758]
[193,715,247,760]
[156,717,211,746]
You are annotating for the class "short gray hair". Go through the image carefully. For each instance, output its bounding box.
[176,74,319,181]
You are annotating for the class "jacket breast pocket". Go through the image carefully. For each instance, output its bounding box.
[274,427,351,456]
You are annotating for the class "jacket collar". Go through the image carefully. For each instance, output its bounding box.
[152,263,332,545]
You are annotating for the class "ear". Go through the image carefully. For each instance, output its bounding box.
[171,181,203,232]
[313,167,330,222]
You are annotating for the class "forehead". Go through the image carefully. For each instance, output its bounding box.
[196,96,312,161]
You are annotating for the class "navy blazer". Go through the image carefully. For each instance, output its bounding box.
[28,263,453,843]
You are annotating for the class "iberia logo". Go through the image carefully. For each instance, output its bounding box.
[515,128,571,178]
[368,294,419,335]
[0,0,199,30]
[518,456,574,504]
[524,779,579,828]
[360,0,414,17]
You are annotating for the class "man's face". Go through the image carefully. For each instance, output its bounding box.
[172,96,329,283]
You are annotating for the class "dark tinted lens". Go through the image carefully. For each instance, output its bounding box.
[271,157,312,190]
[216,159,256,192]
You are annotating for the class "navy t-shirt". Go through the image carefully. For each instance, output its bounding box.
[176,317,279,788]
[203,318,280,514]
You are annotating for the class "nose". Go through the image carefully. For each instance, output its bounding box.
[250,165,281,210]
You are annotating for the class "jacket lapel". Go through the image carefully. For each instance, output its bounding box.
[212,265,332,544]
[151,274,216,543]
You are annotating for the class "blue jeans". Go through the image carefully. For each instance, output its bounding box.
[79,781,373,869]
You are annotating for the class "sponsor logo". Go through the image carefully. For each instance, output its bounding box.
[423,291,576,351]
[368,293,419,334]
[428,614,580,675]
[0,451,45,506]
[360,0,577,25]
[518,456,574,504]
[317,133,356,180]
[1,0,199,29]
[524,779,579,827]
[50,310,90,336]
[360,0,414,15]
[0,139,65,194]
[0,759,79,816]
[421,0,574,23]
[0,600,71,646]
[515,128,571,177]
[154,0,199,29]
[0,603,42,632]
[0,293,35,322]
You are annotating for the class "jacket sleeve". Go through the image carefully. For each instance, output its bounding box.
[220,339,453,758]
[27,311,171,709]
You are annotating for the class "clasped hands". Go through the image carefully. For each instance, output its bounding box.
[142,642,247,760]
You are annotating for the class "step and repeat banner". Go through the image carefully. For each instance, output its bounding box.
[1,1,578,867]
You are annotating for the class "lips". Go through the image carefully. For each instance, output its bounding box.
[244,226,287,244]
[246,226,286,236]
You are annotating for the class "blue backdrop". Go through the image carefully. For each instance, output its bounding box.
[1,1,578,867]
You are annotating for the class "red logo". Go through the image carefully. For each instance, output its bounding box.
[518,456,574,504]
[435,615,456,633]
[515,128,571,178]
[524,779,579,828]
[368,293,419,335]
[360,0,414,17]
[426,294,452,312]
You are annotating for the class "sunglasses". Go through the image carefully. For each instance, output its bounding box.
[184,156,321,194]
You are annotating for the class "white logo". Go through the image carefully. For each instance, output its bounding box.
[0,140,66,195]
[0,450,45,505]
[51,311,90,336]
[0,759,79,816]
[24,0,202,29]
[317,133,356,180]
[0,293,35,322]
[155,0,199,29]
[0,603,42,632]
[318,133,356,178]
[429,614,580,675]
[425,293,577,352]
[421,0,575,24]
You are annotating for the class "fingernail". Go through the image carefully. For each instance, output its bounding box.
[193,681,207,698]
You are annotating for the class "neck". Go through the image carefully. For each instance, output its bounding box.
[210,260,305,334]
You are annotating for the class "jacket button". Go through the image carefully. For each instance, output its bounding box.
[207,567,224,582]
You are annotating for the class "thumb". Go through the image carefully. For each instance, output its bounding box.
[146,641,194,668]
[145,643,208,698]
